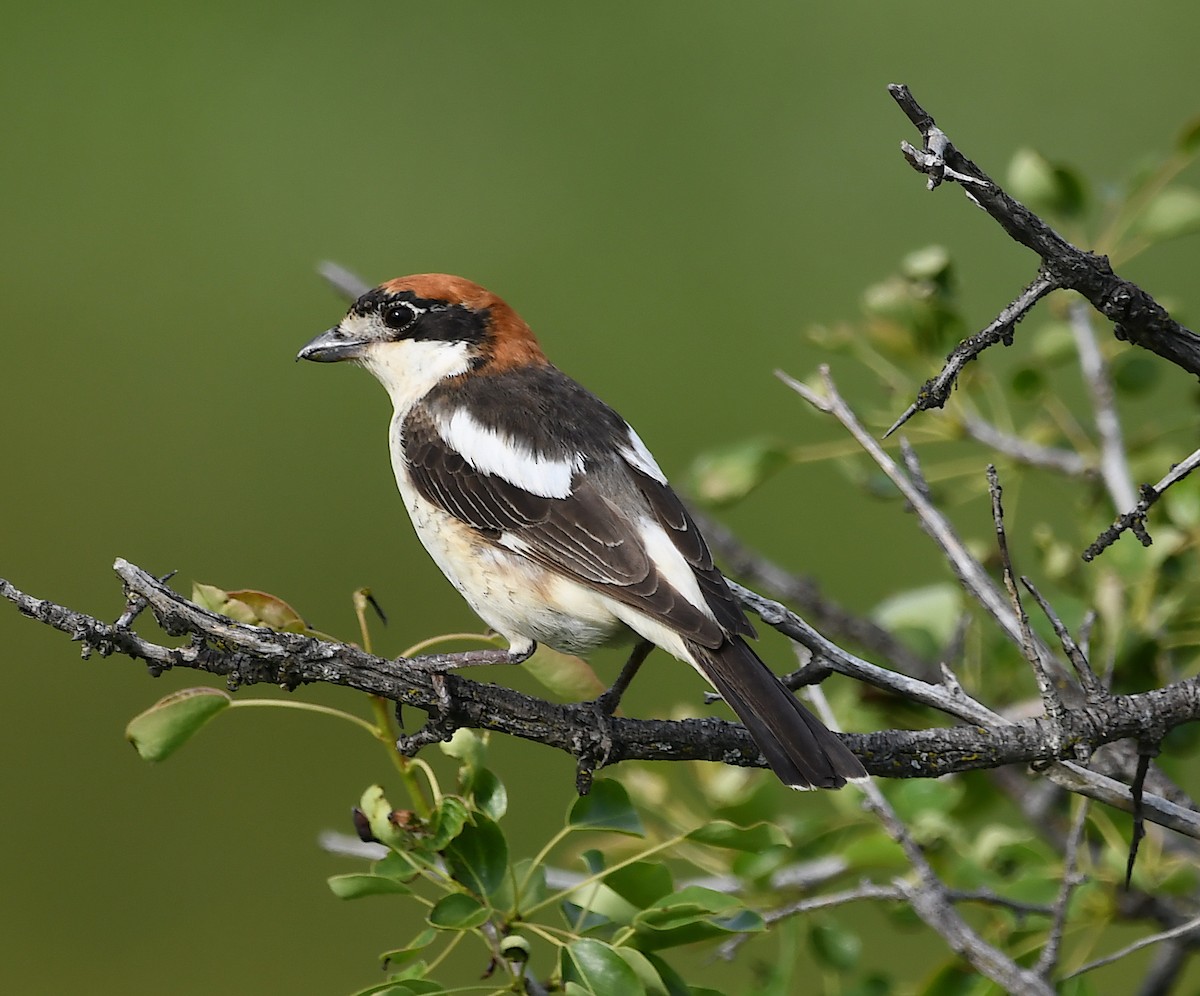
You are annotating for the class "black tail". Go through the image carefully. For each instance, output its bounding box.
[686,637,866,789]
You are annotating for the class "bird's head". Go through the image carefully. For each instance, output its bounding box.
[298,274,547,409]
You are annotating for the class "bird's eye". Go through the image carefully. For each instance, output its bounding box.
[382,303,417,331]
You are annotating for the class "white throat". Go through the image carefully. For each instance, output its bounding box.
[359,339,474,418]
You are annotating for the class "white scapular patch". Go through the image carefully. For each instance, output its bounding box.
[620,425,668,483]
[360,337,474,417]
[438,408,585,498]
[636,517,712,615]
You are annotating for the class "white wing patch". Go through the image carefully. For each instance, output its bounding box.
[438,408,585,499]
[636,516,713,616]
[620,425,668,483]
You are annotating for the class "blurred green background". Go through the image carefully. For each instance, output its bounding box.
[5,2,1200,992]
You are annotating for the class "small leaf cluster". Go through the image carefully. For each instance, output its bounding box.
[330,732,783,995]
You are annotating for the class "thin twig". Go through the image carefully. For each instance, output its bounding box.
[1043,762,1200,841]
[1062,913,1200,981]
[958,412,1093,477]
[764,883,1052,924]
[988,465,1068,734]
[113,569,177,631]
[1022,577,1110,706]
[719,880,1053,959]
[1084,445,1200,561]
[899,436,934,503]
[886,273,1058,436]
[780,366,1061,676]
[1069,300,1138,511]
[729,579,1002,726]
[1035,797,1089,978]
[317,260,371,300]
[807,687,1054,996]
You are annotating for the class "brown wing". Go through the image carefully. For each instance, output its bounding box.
[402,410,734,648]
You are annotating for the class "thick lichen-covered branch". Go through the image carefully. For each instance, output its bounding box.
[5,561,1200,838]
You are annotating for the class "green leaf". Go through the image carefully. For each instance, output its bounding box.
[327,873,412,900]
[191,582,231,614]
[357,785,425,851]
[468,767,508,822]
[891,788,966,848]
[635,886,744,923]
[809,920,862,972]
[918,960,976,996]
[630,887,763,951]
[1164,484,1200,529]
[641,952,691,996]
[557,851,631,931]
[561,939,645,995]
[358,980,442,996]
[689,438,790,507]
[225,589,309,631]
[900,244,952,285]
[686,820,788,852]
[375,851,422,882]
[862,276,917,324]
[1008,148,1057,204]
[730,845,790,884]
[1030,320,1078,364]
[380,928,437,969]
[1136,186,1200,242]
[1007,148,1086,218]
[444,813,508,899]
[124,687,231,761]
[523,644,606,700]
[439,728,485,772]
[426,796,470,851]
[191,582,311,633]
[868,585,960,652]
[839,829,908,872]
[1112,353,1162,395]
[614,947,674,996]
[427,892,490,930]
[846,974,894,996]
[499,933,531,964]
[568,779,644,836]
[350,982,432,996]
[603,861,675,910]
[1010,366,1045,399]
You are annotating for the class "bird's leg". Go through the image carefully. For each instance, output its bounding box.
[592,640,654,715]
[575,641,655,794]
[401,641,537,673]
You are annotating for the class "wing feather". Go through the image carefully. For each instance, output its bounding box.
[404,369,754,647]
[404,410,731,646]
